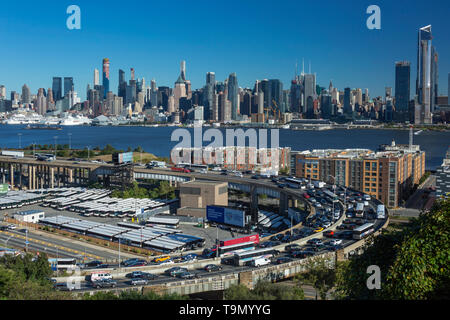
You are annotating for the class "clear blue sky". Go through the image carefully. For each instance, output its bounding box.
[0,0,449,100]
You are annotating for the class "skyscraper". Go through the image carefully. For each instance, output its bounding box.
[21,84,31,104]
[102,58,110,99]
[203,72,215,120]
[118,69,126,100]
[302,74,316,113]
[415,25,434,124]
[0,85,6,100]
[395,61,411,112]
[52,77,62,101]
[448,73,450,105]
[64,77,74,96]
[343,87,352,114]
[35,88,47,115]
[227,73,239,120]
[94,69,100,86]
[269,79,283,113]
[431,47,438,112]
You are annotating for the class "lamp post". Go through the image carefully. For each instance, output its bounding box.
[68,133,72,151]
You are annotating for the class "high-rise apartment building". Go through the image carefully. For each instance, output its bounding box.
[290,141,425,208]
[227,73,239,120]
[203,72,216,120]
[415,25,435,124]
[343,87,352,114]
[102,58,110,99]
[94,69,100,86]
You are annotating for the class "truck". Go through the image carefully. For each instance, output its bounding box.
[1,150,24,158]
[260,170,278,178]
[251,257,271,267]
[148,161,166,168]
[376,204,385,219]
[312,180,326,188]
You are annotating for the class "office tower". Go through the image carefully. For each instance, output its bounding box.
[130,68,135,81]
[321,91,332,118]
[94,69,100,86]
[260,79,269,109]
[64,77,74,96]
[290,79,302,113]
[203,72,215,120]
[118,69,126,100]
[415,25,434,124]
[240,91,251,117]
[355,88,363,106]
[94,85,104,102]
[168,95,175,114]
[10,91,19,102]
[0,85,5,99]
[150,80,158,107]
[269,79,283,113]
[302,74,316,112]
[52,77,62,101]
[431,47,438,112]
[174,63,187,111]
[385,99,394,121]
[364,89,369,102]
[158,86,170,111]
[395,61,411,112]
[112,96,123,115]
[180,61,186,82]
[385,87,392,99]
[126,80,137,105]
[343,88,352,114]
[47,88,54,104]
[137,91,145,108]
[21,84,31,104]
[102,58,110,99]
[448,73,450,105]
[227,73,239,120]
[35,88,47,115]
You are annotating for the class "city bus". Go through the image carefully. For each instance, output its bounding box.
[48,258,78,271]
[217,241,256,257]
[285,178,303,189]
[355,202,365,218]
[232,248,279,266]
[353,223,375,240]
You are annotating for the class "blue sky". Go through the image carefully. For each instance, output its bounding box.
[0,0,449,100]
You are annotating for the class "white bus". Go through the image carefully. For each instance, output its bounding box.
[376,205,385,219]
[232,248,278,266]
[48,258,77,271]
[353,223,375,240]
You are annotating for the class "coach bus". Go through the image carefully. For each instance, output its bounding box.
[232,248,279,266]
[353,223,375,240]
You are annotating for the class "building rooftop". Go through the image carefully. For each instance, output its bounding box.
[14,210,44,216]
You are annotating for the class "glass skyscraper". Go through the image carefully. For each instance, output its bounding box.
[395,61,411,112]
[52,77,62,101]
[63,77,74,97]
[416,25,434,124]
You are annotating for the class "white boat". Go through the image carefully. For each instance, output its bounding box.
[59,114,91,126]
[414,130,423,136]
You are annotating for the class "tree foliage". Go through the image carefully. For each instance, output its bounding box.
[295,256,337,300]
[335,198,450,300]
[83,289,188,300]
[224,281,304,300]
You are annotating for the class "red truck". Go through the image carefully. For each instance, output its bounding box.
[171,167,191,173]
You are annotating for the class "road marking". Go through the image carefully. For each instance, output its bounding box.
[0,230,102,259]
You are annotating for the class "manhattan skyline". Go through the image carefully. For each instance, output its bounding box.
[0,0,449,100]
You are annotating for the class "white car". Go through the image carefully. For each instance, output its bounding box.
[330,239,343,246]
[7,224,16,230]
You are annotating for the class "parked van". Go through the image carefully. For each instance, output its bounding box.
[251,257,271,267]
[90,272,112,282]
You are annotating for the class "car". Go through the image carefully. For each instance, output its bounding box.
[307,238,323,246]
[204,264,223,272]
[251,175,260,179]
[84,260,103,268]
[280,235,292,243]
[336,224,348,230]
[270,234,283,242]
[182,253,198,262]
[165,267,188,277]
[321,221,332,228]
[330,239,343,246]
[275,257,293,264]
[92,279,117,289]
[323,230,335,238]
[339,231,354,240]
[313,227,324,233]
[7,224,16,230]
[290,250,315,259]
[285,244,301,253]
[177,271,198,279]
[310,244,327,252]
[347,224,358,230]
[125,271,156,280]
[290,234,303,241]
[122,258,141,266]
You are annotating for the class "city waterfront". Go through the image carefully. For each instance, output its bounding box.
[0,125,448,170]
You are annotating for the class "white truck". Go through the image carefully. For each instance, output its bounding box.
[1,150,24,158]
[251,257,271,267]
[312,180,326,188]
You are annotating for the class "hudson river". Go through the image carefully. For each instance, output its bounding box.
[0,125,448,170]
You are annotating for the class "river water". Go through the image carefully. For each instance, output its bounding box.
[0,125,448,170]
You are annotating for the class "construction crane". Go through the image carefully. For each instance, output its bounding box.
[264,100,281,123]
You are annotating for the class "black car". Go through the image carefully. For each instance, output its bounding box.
[284,244,301,253]
[251,175,260,179]
[280,235,292,243]
[92,279,117,289]
[290,250,315,259]
[177,272,198,280]
[84,260,103,268]
[125,271,156,280]
[307,238,323,246]
[204,264,223,272]
[275,257,293,264]
[270,234,283,242]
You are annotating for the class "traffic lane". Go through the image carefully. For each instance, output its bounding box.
[4,229,107,260]
[0,232,76,258]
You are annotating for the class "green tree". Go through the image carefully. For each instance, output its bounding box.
[224,281,304,300]
[335,198,450,300]
[295,256,337,300]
